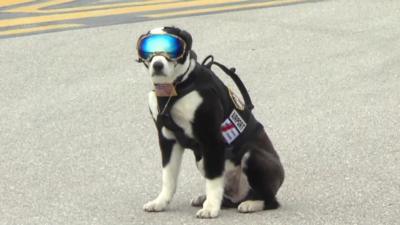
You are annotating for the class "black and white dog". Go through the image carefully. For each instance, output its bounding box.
[137,27,284,218]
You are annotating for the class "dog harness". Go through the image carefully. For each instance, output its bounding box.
[155,56,263,160]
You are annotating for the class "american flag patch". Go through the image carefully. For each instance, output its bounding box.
[221,110,248,144]
[221,119,240,144]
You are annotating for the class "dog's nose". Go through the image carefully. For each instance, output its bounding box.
[152,61,164,73]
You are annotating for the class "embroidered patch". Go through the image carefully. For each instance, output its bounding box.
[229,110,247,132]
[154,83,177,97]
[221,110,247,144]
[221,119,240,144]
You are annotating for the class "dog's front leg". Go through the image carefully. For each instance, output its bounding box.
[193,97,226,218]
[196,176,224,218]
[143,135,184,212]
[196,144,225,218]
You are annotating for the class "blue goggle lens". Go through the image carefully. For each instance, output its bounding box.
[138,34,185,61]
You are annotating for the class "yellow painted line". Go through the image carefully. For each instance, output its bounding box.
[0,0,243,28]
[0,23,82,36]
[7,0,75,13]
[0,0,34,8]
[146,0,306,18]
[9,0,180,14]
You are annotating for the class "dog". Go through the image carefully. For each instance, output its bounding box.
[136,26,284,218]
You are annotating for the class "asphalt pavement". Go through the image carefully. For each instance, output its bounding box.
[1,0,399,224]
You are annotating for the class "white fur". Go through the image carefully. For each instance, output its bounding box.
[224,160,236,171]
[143,143,184,212]
[148,91,158,120]
[238,200,264,213]
[161,127,175,140]
[149,27,166,34]
[194,160,251,208]
[148,90,176,140]
[241,152,250,169]
[196,177,224,218]
[147,27,196,84]
[149,57,195,84]
[149,55,174,83]
[148,84,203,140]
[170,91,203,138]
[145,27,219,218]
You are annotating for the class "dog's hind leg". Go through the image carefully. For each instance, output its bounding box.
[238,147,284,213]
[191,194,206,207]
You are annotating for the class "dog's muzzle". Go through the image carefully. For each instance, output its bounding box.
[152,61,164,74]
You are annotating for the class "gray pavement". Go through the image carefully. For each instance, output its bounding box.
[1,0,400,224]
[0,0,312,39]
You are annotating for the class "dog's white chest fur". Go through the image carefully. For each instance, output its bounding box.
[148,90,203,139]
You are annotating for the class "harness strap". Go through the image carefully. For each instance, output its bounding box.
[157,56,255,159]
[157,95,201,158]
[173,57,193,86]
[201,55,254,111]
[158,113,199,148]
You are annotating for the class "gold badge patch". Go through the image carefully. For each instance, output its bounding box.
[228,88,245,111]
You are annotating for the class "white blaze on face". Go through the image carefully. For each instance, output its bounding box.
[145,27,194,85]
[149,55,176,84]
[149,54,194,85]
[149,27,166,34]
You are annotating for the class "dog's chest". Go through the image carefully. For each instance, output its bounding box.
[149,90,203,139]
[169,91,203,138]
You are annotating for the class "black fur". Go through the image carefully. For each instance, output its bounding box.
[156,63,284,205]
[162,26,192,64]
[146,26,284,213]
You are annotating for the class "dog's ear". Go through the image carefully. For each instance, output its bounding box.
[163,26,192,51]
[162,26,193,64]
[178,29,192,51]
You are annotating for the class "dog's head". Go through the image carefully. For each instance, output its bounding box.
[136,26,196,84]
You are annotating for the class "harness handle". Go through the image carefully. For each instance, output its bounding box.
[202,55,254,111]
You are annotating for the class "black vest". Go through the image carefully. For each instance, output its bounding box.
[156,63,263,161]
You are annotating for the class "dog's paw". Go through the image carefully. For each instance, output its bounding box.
[237,200,264,213]
[143,199,168,212]
[191,195,206,207]
[196,207,220,218]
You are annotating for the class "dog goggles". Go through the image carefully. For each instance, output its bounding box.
[136,34,186,62]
